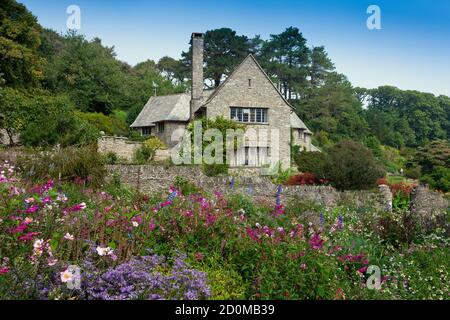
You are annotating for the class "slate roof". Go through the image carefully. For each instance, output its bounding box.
[130,54,311,133]
[290,112,312,133]
[130,91,213,128]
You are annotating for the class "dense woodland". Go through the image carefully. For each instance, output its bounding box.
[1,0,449,190]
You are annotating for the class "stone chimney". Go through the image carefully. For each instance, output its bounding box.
[190,32,204,119]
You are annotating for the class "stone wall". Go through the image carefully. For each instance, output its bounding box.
[106,164,394,210]
[98,136,142,162]
[410,185,449,232]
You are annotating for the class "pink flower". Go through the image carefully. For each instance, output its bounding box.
[47,257,58,266]
[26,205,39,213]
[11,223,27,234]
[205,214,217,226]
[148,221,156,231]
[41,196,52,204]
[18,232,39,241]
[0,268,9,275]
[160,201,172,208]
[358,266,368,274]
[309,233,324,250]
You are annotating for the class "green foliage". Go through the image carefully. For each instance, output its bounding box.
[0,0,44,88]
[364,87,450,148]
[325,140,386,190]
[202,163,228,176]
[16,145,106,187]
[76,111,129,136]
[182,28,252,88]
[102,151,118,165]
[293,151,327,178]
[410,140,450,191]
[185,117,244,174]
[174,176,202,195]
[260,27,310,100]
[421,166,450,192]
[2,89,100,148]
[270,166,294,185]
[134,137,166,164]
[404,166,421,180]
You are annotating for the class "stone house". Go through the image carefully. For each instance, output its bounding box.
[130,33,318,169]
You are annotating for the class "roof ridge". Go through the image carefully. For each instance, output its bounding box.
[202,54,296,113]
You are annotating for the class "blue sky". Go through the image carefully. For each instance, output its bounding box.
[19,0,450,96]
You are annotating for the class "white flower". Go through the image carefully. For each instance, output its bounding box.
[47,257,58,266]
[64,233,74,241]
[132,221,139,228]
[33,239,44,250]
[96,246,113,256]
[60,269,74,283]
[24,217,33,224]
[79,202,87,209]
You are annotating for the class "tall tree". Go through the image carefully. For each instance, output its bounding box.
[309,46,334,88]
[157,56,187,84]
[181,28,253,88]
[0,0,44,87]
[260,27,310,100]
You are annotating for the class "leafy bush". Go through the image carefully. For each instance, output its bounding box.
[75,111,129,137]
[202,163,228,176]
[102,151,118,165]
[404,165,421,180]
[134,137,166,163]
[293,151,327,179]
[174,176,201,195]
[16,145,106,187]
[325,140,386,190]
[420,166,450,192]
[286,172,323,185]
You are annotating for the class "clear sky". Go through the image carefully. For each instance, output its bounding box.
[18,0,450,96]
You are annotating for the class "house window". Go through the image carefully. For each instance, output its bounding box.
[248,79,252,87]
[243,147,269,166]
[142,127,151,136]
[157,122,165,133]
[230,107,268,123]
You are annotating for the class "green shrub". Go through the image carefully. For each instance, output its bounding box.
[294,151,327,179]
[75,111,129,137]
[420,166,450,192]
[325,140,386,190]
[226,193,259,217]
[102,151,118,165]
[174,176,201,195]
[134,137,166,163]
[202,163,228,176]
[404,166,421,180]
[16,145,106,187]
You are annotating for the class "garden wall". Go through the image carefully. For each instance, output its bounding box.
[106,164,395,210]
[97,136,142,162]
